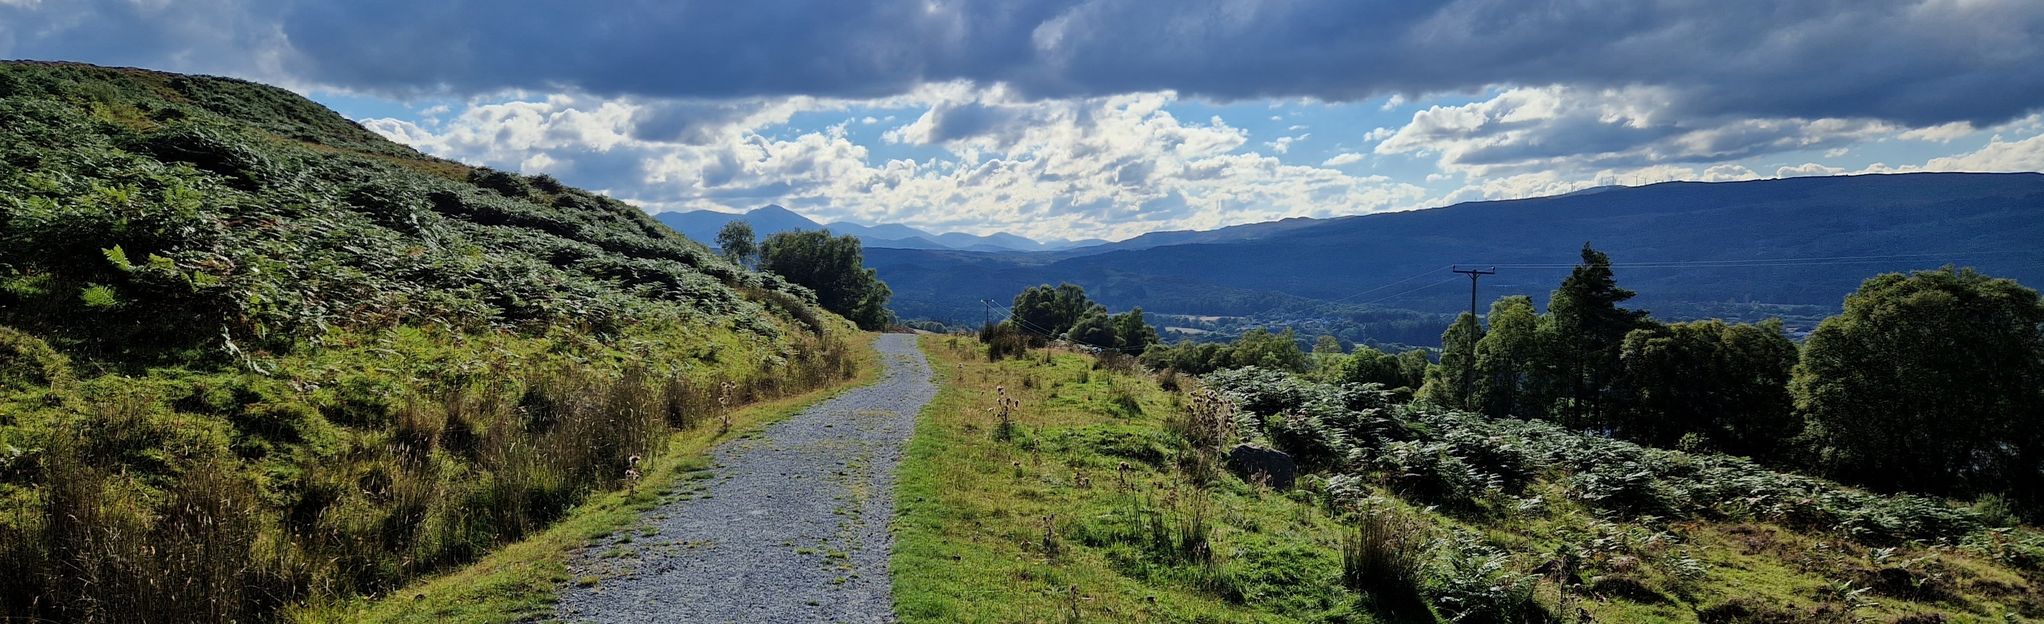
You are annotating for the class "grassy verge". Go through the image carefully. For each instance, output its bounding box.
[891,336,1371,623]
[290,332,885,623]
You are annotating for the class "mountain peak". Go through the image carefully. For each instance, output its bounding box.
[751,204,802,218]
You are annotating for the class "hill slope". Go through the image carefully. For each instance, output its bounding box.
[0,61,857,622]
[869,173,2044,339]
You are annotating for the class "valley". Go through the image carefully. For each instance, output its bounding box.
[2,59,2041,624]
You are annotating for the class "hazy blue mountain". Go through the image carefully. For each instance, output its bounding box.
[658,205,824,245]
[867,173,2044,343]
[656,205,1087,252]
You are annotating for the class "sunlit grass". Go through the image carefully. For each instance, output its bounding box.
[290,332,884,623]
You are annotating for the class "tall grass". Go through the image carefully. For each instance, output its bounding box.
[0,332,856,623]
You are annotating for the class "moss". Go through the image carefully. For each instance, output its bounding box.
[0,325,71,391]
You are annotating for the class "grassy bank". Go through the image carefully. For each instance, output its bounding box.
[293,332,885,623]
[891,336,1369,623]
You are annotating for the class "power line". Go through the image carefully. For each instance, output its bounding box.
[1319,265,1454,305]
[1346,275,1468,308]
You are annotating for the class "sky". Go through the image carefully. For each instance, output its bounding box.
[5,1,2044,242]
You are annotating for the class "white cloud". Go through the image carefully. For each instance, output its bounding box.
[1376,85,1893,177]
[365,89,1424,241]
[1321,152,1364,167]
[1898,122,1976,142]
[1265,133,1308,154]
[1776,163,1846,178]
[1435,163,1761,205]
[1917,132,2044,172]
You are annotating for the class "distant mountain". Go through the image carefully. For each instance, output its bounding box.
[656,205,1091,252]
[1065,215,1338,254]
[866,172,2044,344]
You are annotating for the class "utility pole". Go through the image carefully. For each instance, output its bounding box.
[1452,266,1496,320]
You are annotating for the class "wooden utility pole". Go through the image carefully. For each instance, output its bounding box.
[1452,267,1496,319]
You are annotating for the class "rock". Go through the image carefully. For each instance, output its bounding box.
[1225,444,1296,489]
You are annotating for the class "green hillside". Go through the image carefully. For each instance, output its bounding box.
[0,61,859,622]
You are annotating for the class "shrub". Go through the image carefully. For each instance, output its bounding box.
[981,323,1030,361]
[1342,506,1430,605]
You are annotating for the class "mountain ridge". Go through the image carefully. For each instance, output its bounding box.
[865,172,2044,344]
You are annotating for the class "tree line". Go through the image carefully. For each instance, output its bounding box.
[1419,245,2040,516]
[1104,244,2042,517]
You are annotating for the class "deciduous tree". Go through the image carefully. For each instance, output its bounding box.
[760,230,893,329]
[1793,267,2044,505]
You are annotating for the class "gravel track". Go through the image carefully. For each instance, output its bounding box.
[555,333,934,623]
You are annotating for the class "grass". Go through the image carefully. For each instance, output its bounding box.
[290,332,885,623]
[890,335,1370,623]
[895,336,2044,623]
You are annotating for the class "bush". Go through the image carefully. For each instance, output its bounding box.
[1342,506,1429,608]
[981,323,1031,361]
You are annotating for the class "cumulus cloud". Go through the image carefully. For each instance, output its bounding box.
[1264,133,1308,154]
[364,89,1424,240]
[1897,121,1977,143]
[1914,133,2044,172]
[1375,86,1901,176]
[1322,153,1364,167]
[6,0,2044,128]
[1776,163,1847,178]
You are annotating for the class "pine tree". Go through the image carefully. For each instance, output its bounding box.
[1536,244,1647,427]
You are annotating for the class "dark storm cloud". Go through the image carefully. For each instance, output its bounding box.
[5,0,2043,126]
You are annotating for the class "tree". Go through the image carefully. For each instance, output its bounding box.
[1335,345,1405,387]
[1066,307,1118,348]
[759,230,893,329]
[1419,312,1480,410]
[1793,268,2044,505]
[1473,296,1540,418]
[1614,319,1798,459]
[1231,328,1310,372]
[1110,307,1160,351]
[1140,340,1230,374]
[1395,349,1431,390]
[1537,244,1648,427]
[716,221,757,267]
[1011,283,1098,342]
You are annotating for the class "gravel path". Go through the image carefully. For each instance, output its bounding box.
[555,333,934,624]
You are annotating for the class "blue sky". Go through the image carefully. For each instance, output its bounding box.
[6,1,2043,241]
